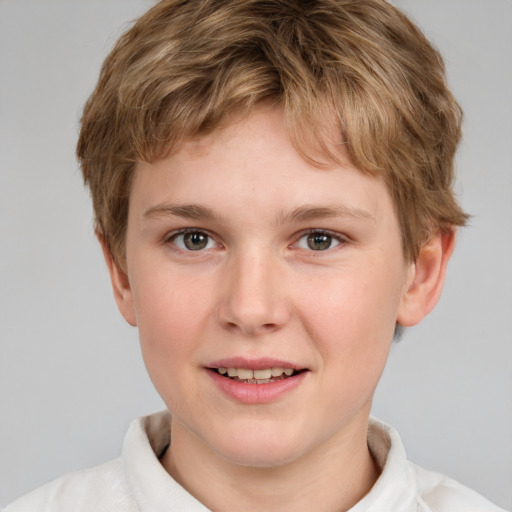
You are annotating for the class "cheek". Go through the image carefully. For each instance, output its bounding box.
[133,264,210,339]
[130,272,212,389]
[302,271,400,332]
[297,266,401,370]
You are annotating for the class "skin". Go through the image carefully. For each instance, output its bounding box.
[103,107,455,512]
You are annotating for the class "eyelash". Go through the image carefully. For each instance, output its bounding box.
[165,228,220,252]
[293,229,348,252]
[164,228,349,253]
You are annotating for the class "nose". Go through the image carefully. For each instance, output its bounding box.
[215,249,290,336]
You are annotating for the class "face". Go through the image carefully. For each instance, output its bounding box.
[118,108,414,468]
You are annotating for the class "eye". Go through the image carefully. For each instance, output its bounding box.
[295,230,342,251]
[170,230,216,251]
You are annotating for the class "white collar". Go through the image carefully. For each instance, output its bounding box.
[122,411,422,512]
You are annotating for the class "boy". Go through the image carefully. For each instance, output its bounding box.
[3,0,507,510]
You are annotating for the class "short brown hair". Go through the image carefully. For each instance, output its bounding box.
[77,0,468,266]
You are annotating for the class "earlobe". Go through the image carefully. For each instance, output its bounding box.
[397,229,456,327]
[97,233,137,327]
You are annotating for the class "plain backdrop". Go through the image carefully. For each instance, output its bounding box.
[0,0,511,509]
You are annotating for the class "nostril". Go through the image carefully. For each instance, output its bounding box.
[225,321,277,335]
[215,296,290,335]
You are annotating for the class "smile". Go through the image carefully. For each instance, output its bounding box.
[215,367,298,383]
[206,362,309,403]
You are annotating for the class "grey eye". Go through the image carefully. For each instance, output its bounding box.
[307,233,332,250]
[173,231,214,251]
[296,231,341,251]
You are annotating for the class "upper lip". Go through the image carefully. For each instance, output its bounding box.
[206,357,305,371]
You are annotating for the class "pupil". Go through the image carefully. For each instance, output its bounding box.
[307,233,331,251]
[184,232,208,250]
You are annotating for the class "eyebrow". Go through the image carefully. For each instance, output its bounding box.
[277,205,376,224]
[143,202,375,224]
[143,203,225,222]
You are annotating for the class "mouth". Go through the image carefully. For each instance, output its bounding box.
[206,360,309,403]
[209,366,307,384]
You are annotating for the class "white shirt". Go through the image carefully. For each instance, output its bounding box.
[3,411,506,512]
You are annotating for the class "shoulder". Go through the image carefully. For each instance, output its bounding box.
[365,418,507,512]
[3,458,137,512]
[411,462,507,512]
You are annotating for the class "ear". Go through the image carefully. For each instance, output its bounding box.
[397,229,456,327]
[97,233,137,327]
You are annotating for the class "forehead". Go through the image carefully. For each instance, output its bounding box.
[130,108,395,227]
[158,101,348,166]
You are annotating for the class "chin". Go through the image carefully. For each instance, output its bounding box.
[208,424,308,468]
[219,444,302,469]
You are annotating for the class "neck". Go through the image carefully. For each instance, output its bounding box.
[161,415,379,512]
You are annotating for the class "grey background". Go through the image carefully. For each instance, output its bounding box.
[0,0,511,509]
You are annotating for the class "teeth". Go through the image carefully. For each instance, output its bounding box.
[236,368,254,380]
[218,367,296,380]
[253,369,272,379]
[271,367,285,377]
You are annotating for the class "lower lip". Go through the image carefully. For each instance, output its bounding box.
[206,369,308,404]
